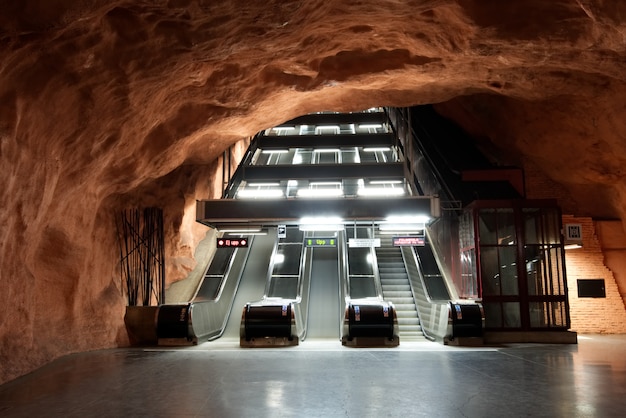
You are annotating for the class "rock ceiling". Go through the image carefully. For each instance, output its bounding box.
[2,0,626,383]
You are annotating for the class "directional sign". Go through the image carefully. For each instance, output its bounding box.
[217,238,249,248]
[277,225,287,239]
[305,237,337,247]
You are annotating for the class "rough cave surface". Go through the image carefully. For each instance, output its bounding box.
[2,0,626,383]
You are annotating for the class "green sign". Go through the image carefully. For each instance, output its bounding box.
[305,237,337,247]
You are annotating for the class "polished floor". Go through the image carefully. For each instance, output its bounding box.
[1,335,625,417]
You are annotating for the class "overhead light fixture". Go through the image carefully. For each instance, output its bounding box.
[385,215,431,224]
[564,243,583,250]
[315,125,340,134]
[313,148,341,153]
[380,215,430,232]
[299,216,344,231]
[261,149,289,154]
[297,188,343,198]
[246,182,280,187]
[363,147,391,152]
[359,124,382,129]
[237,189,284,199]
[217,225,267,235]
[369,180,402,184]
[357,188,405,197]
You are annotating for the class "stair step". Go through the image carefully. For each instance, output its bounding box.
[387,297,415,304]
[395,310,419,318]
[393,303,418,311]
[380,278,409,285]
[398,317,420,326]
[380,284,411,291]
[383,290,413,297]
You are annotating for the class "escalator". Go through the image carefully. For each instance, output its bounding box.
[305,237,341,340]
[375,237,424,341]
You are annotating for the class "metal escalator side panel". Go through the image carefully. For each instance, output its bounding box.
[400,244,449,342]
[187,238,254,342]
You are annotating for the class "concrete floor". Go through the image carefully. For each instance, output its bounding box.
[1,335,625,417]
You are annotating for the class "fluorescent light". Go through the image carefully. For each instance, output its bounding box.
[246,182,280,187]
[385,215,431,224]
[369,180,402,184]
[299,217,344,231]
[379,224,425,232]
[297,188,343,198]
[313,148,340,153]
[261,149,288,154]
[363,147,390,152]
[237,189,284,198]
[273,253,285,264]
[359,124,382,129]
[564,243,583,250]
[219,226,262,233]
[358,188,405,197]
[300,216,343,225]
[315,125,340,134]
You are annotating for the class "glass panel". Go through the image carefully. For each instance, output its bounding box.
[497,208,516,245]
[543,208,561,244]
[206,247,235,275]
[502,302,521,328]
[525,245,544,296]
[460,249,478,298]
[350,276,377,298]
[273,245,302,275]
[267,277,298,299]
[529,301,567,328]
[480,247,500,296]
[483,302,502,328]
[479,209,497,245]
[348,247,373,275]
[283,227,303,243]
[499,246,518,295]
[523,208,541,245]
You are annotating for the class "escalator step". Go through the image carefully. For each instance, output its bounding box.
[381,284,411,291]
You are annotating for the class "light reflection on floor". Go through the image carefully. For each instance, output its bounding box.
[0,334,625,417]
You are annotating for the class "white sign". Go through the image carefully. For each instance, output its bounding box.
[277,225,287,239]
[565,224,582,242]
[348,238,381,248]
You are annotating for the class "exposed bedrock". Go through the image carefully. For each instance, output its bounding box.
[2,0,626,383]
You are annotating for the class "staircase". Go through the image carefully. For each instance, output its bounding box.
[376,242,424,341]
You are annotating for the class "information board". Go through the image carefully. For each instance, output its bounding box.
[348,238,381,248]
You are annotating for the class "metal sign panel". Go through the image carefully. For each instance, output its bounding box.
[277,225,287,238]
[348,238,381,248]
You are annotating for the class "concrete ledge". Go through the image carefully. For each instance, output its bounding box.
[484,331,578,344]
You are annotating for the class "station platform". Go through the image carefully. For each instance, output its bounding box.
[1,335,625,417]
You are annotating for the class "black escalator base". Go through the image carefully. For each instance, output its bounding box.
[240,302,299,347]
[341,302,400,347]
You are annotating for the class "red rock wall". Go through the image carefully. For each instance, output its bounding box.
[3,0,626,383]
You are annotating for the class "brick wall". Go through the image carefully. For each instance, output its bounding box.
[562,216,626,333]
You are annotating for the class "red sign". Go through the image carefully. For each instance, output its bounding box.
[392,236,425,246]
[217,238,248,248]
